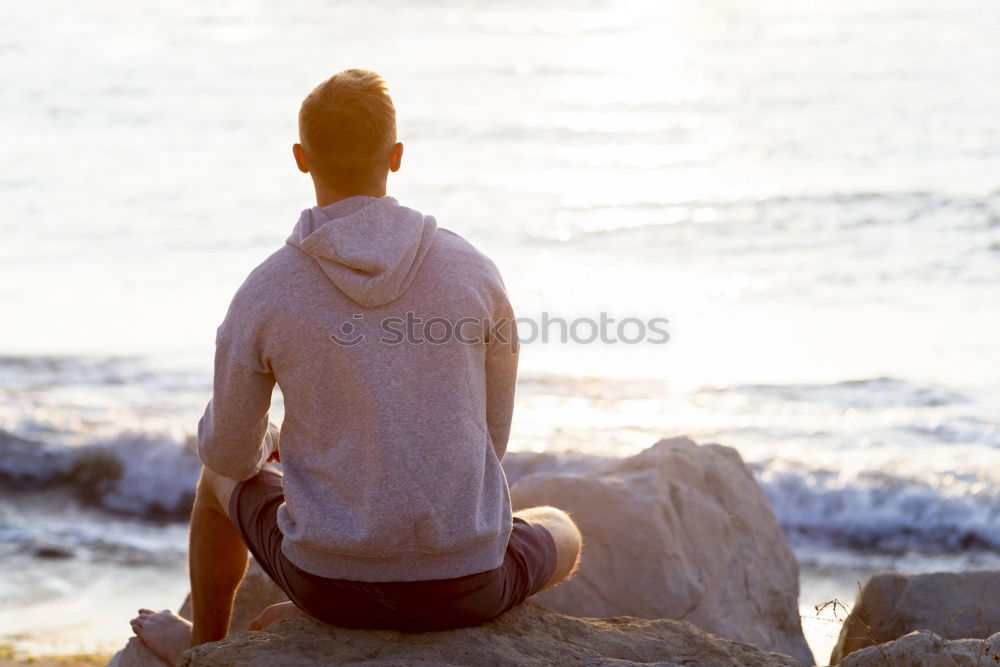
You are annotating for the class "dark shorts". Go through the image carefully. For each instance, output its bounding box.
[228,467,557,632]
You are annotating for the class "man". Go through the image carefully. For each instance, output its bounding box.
[130,69,582,664]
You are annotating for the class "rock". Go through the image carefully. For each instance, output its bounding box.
[830,570,1000,664]
[108,544,804,667]
[180,601,804,666]
[106,637,162,667]
[32,541,74,559]
[110,437,811,666]
[509,436,814,665]
[839,629,1000,667]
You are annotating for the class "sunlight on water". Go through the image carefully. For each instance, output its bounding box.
[3,0,1000,658]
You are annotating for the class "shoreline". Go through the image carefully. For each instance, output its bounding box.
[0,645,111,667]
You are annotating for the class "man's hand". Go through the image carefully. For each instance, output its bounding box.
[264,422,281,464]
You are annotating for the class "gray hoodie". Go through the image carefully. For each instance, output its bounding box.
[197,196,518,582]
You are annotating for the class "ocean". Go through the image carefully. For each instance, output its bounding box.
[2,0,999,660]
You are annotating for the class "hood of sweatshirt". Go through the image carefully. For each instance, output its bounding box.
[286,196,438,308]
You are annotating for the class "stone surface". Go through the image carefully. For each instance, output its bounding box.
[109,559,803,667]
[106,637,165,667]
[839,629,1000,667]
[830,570,1000,664]
[509,436,814,665]
[180,602,804,667]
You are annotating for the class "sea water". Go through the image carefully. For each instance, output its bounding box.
[2,0,999,659]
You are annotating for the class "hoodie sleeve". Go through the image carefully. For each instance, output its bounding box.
[485,298,518,462]
[197,318,279,482]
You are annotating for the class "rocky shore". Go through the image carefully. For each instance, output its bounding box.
[830,570,1000,665]
[106,438,1000,666]
[109,564,805,667]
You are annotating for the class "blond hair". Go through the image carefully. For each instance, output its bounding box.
[298,69,397,191]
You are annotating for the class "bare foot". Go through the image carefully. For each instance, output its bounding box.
[248,601,304,631]
[130,608,193,665]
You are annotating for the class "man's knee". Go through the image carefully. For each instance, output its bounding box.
[195,466,238,519]
[515,506,582,588]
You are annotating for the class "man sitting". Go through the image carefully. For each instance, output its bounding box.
[130,69,582,664]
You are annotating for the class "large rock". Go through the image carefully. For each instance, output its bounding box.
[830,570,1000,664]
[840,629,1000,666]
[110,437,812,666]
[181,602,803,666]
[509,436,814,665]
[110,558,803,666]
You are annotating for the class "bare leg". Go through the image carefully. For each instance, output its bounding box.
[131,466,245,665]
[513,506,582,590]
[188,467,246,644]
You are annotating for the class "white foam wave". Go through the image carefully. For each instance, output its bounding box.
[3,427,997,554]
[0,429,201,519]
[756,463,1000,551]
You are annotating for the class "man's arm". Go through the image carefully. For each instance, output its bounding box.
[485,309,518,461]
[197,338,279,481]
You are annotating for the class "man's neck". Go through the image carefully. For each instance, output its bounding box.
[314,182,386,208]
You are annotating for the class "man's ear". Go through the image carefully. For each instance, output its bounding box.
[389,142,403,173]
[293,143,309,174]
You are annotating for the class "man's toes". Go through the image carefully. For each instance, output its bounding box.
[132,609,193,665]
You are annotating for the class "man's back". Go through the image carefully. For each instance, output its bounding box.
[197,195,518,582]
[130,71,578,663]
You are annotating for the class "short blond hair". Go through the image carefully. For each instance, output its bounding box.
[298,69,397,191]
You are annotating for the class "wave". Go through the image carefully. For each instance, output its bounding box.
[505,448,1000,553]
[506,447,1000,553]
[0,354,208,391]
[539,190,1000,243]
[0,429,201,520]
[0,428,611,522]
[3,427,997,554]
[703,376,970,409]
[906,415,1000,448]
[754,463,1000,552]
